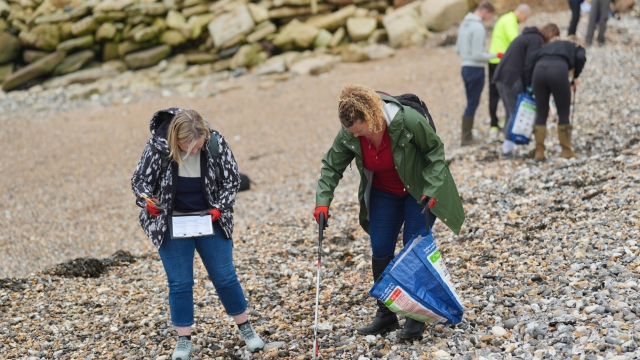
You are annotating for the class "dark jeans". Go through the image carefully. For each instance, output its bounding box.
[158,222,247,326]
[488,63,500,127]
[461,66,485,118]
[586,0,611,44]
[368,186,437,259]
[568,1,581,36]
[496,79,524,138]
[532,59,572,126]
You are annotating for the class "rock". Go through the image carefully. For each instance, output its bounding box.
[420,0,468,32]
[185,52,219,64]
[132,26,162,43]
[93,11,127,23]
[363,44,394,60]
[246,21,277,43]
[368,29,388,44]
[346,17,377,42]
[491,326,507,337]
[329,26,346,47]
[19,23,60,51]
[273,19,320,49]
[182,4,208,18]
[341,44,369,62]
[306,5,356,31]
[58,22,74,42]
[383,3,431,48]
[94,0,137,12]
[96,22,118,42]
[0,32,21,64]
[52,50,95,76]
[124,45,172,69]
[268,4,334,19]
[503,318,518,329]
[255,58,287,75]
[102,42,120,61]
[34,12,72,25]
[117,41,156,57]
[71,16,98,37]
[208,5,255,48]
[160,30,186,46]
[263,341,286,351]
[315,322,333,333]
[57,35,94,53]
[313,28,333,48]
[184,13,214,40]
[23,50,48,64]
[584,305,598,314]
[230,43,265,69]
[364,334,377,343]
[289,54,336,75]
[432,350,450,358]
[247,3,269,24]
[2,51,65,91]
[166,10,186,29]
[0,63,13,82]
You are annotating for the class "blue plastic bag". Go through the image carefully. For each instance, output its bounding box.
[369,227,464,324]
[508,92,537,145]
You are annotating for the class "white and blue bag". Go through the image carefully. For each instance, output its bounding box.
[369,227,464,324]
[508,92,537,145]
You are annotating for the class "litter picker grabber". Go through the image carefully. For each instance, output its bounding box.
[313,212,327,360]
[571,88,577,124]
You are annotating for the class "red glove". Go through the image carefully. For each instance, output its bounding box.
[145,198,162,217]
[420,196,437,209]
[205,209,221,222]
[313,206,329,224]
[497,52,504,59]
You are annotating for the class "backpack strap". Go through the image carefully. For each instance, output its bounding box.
[208,130,219,160]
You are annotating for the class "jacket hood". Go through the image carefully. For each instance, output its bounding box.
[521,26,542,36]
[148,107,212,155]
[462,13,482,23]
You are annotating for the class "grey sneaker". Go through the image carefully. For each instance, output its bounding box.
[238,322,264,352]
[172,336,194,360]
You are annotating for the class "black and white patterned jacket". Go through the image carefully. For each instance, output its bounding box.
[131,108,241,249]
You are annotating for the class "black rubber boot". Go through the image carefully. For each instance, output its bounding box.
[399,318,426,340]
[357,257,399,335]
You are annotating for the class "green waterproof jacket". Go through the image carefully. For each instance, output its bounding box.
[315,95,465,235]
[488,11,519,65]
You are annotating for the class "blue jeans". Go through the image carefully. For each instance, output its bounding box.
[158,222,247,327]
[369,187,437,259]
[461,66,486,118]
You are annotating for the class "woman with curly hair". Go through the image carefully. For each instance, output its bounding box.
[314,85,465,339]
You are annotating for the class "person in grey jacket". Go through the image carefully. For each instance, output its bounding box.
[456,1,499,146]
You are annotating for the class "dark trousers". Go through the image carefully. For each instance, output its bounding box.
[461,66,485,118]
[568,1,581,36]
[586,0,611,44]
[488,63,500,127]
[532,59,572,126]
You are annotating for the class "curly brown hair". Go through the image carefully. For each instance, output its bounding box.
[338,85,385,133]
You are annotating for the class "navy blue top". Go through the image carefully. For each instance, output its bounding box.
[173,176,208,212]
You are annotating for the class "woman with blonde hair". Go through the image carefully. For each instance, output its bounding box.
[314,85,464,339]
[131,108,264,359]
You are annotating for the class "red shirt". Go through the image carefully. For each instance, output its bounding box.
[360,129,408,195]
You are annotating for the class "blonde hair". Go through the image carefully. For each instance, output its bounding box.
[338,85,385,133]
[167,109,208,166]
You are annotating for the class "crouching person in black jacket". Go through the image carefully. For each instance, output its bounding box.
[525,38,587,161]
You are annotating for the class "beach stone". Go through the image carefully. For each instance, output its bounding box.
[368,28,388,44]
[102,42,119,61]
[363,44,395,60]
[71,16,97,37]
[0,63,13,82]
[125,45,172,69]
[247,3,269,24]
[341,43,369,63]
[93,11,127,22]
[491,326,507,337]
[313,28,333,48]
[23,50,48,64]
[246,21,277,43]
[132,26,162,43]
[117,41,156,57]
[268,4,334,19]
[160,30,186,46]
[306,5,356,31]
[273,19,320,49]
[503,318,518,329]
[94,0,137,12]
[329,26,346,47]
[34,12,71,25]
[289,54,335,75]
[383,2,430,48]
[184,13,213,40]
[52,50,95,76]
[346,17,377,42]
[420,0,468,32]
[166,10,186,29]
[185,52,219,65]
[230,43,265,69]
[57,35,94,53]
[19,23,60,51]
[96,23,118,42]
[2,51,65,91]
[0,32,21,64]
[207,5,255,48]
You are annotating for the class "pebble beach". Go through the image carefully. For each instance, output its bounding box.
[1,10,640,360]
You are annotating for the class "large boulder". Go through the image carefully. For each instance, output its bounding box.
[19,24,60,51]
[53,50,95,76]
[420,0,468,32]
[207,5,255,48]
[0,32,21,64]
[273,19,320,49]
[2,51,66,91]
[346,17,377,42]
[124,44,172,69]
[383,3,430,48]
[306,5,356,31]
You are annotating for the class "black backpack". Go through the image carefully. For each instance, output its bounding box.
[377,91,436,133]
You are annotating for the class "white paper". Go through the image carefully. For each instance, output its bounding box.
[171,215,214,238]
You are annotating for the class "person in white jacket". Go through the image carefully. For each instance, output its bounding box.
[456,1,499,146]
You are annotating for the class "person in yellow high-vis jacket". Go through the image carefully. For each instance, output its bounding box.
[487,4,531,140]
